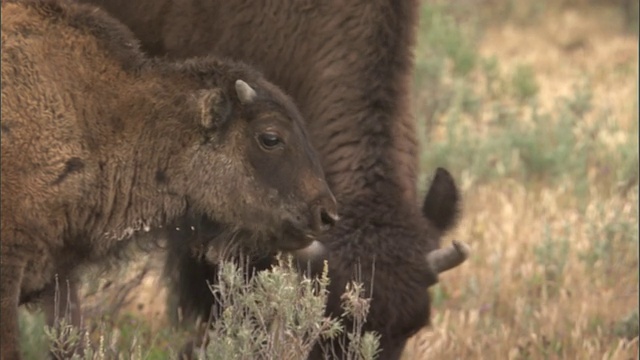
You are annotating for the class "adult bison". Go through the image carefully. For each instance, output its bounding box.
[72,0,471,358]
[0,0,338,359]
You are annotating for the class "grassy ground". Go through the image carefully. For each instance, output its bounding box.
[17,0,639,359]
[404,1,639,358]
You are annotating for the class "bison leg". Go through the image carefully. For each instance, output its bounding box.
[0,258,25,360]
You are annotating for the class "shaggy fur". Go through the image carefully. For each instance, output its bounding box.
[72,0,463,358]
[0,1,338,359]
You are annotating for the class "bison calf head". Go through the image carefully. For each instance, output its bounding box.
[164,59,338,252]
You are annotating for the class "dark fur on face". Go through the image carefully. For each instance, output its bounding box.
[61,0,468,358]
[1,1,337,359]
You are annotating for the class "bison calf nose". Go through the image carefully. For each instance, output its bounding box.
[311,194,339,233]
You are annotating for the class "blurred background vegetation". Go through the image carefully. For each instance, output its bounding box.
[408,0,638,358]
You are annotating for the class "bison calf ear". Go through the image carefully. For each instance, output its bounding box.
[422,167,461,233]
[195,89,231,131]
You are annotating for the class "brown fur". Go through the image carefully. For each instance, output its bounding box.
[0,1,338,359]
[71,0,462,358]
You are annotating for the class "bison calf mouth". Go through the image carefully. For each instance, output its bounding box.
[273,197,338,251]
[270,216,327,252]
[293,240,326,261]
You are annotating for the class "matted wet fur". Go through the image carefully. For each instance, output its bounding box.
[0,1,339,359]
[71,0,468,358]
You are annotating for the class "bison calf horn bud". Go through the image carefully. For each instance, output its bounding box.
[235,79,257,104]
[426,240,470,275]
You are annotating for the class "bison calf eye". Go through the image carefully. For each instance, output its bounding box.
[258,133,283,150]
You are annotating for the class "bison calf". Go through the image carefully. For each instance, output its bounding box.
[0,0,337,358]
[71,0,473,358]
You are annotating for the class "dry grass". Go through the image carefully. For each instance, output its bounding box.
[402,184,638,359]
[403,1,639,359]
